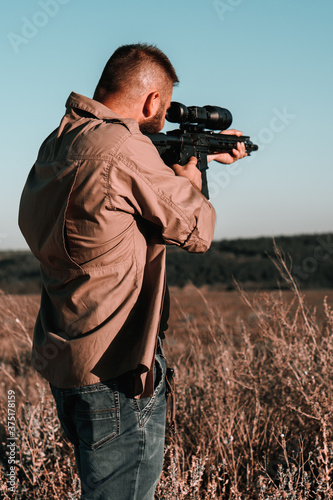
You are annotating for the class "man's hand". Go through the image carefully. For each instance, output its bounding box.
[207,129,247,164]
[171,156,202,192]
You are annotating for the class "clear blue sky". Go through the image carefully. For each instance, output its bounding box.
[1,0,332,250]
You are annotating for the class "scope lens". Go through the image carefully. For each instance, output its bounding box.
[203,105,233,130]
[166,102,188,123]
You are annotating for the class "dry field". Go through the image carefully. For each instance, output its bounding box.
[1,266,333,498]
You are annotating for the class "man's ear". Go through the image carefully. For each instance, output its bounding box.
[142,91,160,118]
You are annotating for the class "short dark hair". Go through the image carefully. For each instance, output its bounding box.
[93,43,179,100]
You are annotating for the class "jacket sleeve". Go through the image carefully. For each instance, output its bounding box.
[108,131,216,253]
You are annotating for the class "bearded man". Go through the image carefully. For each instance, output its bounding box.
[19,43,246,499]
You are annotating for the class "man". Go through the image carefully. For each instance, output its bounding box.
[19,44,246,499]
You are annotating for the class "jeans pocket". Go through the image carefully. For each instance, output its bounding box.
[70,383,120,451]
[134,355,166,425]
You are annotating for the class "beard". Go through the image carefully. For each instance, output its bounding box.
[139,104,165,134]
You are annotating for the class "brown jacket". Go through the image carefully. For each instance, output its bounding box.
[19,92,216,396]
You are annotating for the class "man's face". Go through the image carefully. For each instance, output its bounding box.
[139,88,173,134]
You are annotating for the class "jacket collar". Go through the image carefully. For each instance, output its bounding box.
[66,91,129,123]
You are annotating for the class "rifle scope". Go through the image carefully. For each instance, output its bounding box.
[166,101,233,131]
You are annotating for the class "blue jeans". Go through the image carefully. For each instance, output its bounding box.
[50,354,167,499]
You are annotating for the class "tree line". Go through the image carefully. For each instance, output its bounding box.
[0,233,332,294]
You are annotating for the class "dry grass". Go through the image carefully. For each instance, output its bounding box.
[1,253,333,498]
[0,293,80,499]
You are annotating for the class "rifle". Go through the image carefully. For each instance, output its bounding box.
[147,102,258,199]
